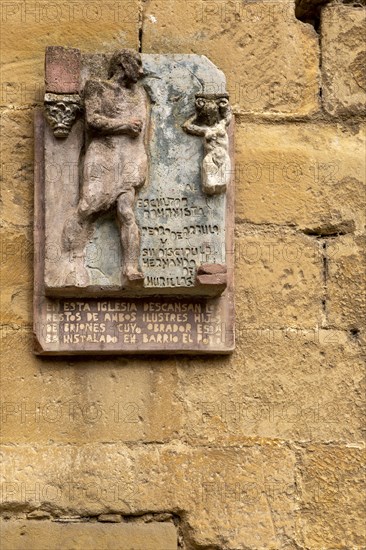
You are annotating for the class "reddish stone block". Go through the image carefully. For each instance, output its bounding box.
[45,46,80,94]
[197,263,227,275]
[196,273,227,287]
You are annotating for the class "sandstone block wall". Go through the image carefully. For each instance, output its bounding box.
[0,1,365,549]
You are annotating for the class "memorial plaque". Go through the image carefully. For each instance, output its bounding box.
[34,47,235,354]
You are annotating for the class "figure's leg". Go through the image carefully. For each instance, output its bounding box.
[202,151,227,195]
[116,190,144,281]
[61,200,94,286]
[202,152,218,195]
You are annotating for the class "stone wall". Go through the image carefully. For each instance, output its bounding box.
[1,1,365,548]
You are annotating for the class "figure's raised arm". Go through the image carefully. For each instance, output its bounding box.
[182,115,207,137]
[84,80,142,136]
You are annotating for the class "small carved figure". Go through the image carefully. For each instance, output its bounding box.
[183,93,232,195]
[62,49,148,286]
[44,93,81,137]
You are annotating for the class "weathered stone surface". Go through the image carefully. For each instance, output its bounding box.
[0,443,297,549]
[0,109,34,228]
[326,235,366,330]
[235,232,323,327]
[27,510,51,520]
[0,328,183,444]
[0,0,140,107]
[182,91,232,195]
[0,58,44,108]
[142,0,320,115]
[196,272,227,287]
[0,229,32,326]
[298,445,366,548]
[178,329,365,443]
[198,263,227,275]
[2,319,363,450]
[321,4,366,116]
[196,264,228,288]
[1,0,365,547]
[235,122,366,233]
[45,46,80,93]
[34,296,235,354]
[0,520,177,550]
[97,513,122,523]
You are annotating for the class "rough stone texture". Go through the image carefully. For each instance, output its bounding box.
[1,0,365,548]
[137,55,227,290]
[56,50,147,287]
[0,520,177,550]
[0,0,140,108]
[43,92,82,138]
[142,0,320,116]
[36,53,236,355]
[326,235,366,330]
[196,272,227,287]
[235,232,323,327]
[0,328,183,444]
[178,329,365,444]
[0,229,32,326]
[321,4,366,116]
[45,46,80,93]
[0,109,34,228]
[298,445,366,548]
[0,443,297,549]
[27,510,51,520]
[198,263,227,275]
[97,513,122,522]
[235,122,366,233]
[1,319,363,447]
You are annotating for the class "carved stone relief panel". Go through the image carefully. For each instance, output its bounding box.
[34,47,235,354]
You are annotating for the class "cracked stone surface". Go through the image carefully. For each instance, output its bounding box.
[321,4,366,115]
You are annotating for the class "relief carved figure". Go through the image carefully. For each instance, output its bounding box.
[62,49,148,286]
[183,93,232,195]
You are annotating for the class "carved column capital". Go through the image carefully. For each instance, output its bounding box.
[44,93,82,138]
